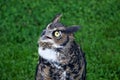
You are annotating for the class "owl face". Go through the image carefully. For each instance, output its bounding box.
[38,14,79,49]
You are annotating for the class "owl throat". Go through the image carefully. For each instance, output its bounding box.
[38,41,60,62]
[38,40,71,63]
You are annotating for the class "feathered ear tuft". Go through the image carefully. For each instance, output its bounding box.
[52,14,62,23]
[62,26,80,34]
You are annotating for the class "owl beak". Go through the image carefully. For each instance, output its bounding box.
[45,36,52,39]
[40,30,53,42]
[41,35,52,41]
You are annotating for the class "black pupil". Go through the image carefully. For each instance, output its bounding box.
[53,30,61,37]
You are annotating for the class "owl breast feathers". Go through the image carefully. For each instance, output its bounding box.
[35,14,86,80]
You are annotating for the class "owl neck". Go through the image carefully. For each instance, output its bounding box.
[38,41,81,68]
[38,40,76,63]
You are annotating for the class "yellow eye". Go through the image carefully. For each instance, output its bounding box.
[54,31,61,37]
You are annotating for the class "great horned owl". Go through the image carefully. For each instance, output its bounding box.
[35,14,86,80]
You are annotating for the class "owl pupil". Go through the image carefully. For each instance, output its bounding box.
[56,32,59,35]
[55,32,59,36]
[53,30,61,38]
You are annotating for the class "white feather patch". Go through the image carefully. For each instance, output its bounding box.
[61,71,66,80]
[38,47,59,62]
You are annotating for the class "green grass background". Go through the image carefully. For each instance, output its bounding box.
[0,0,120,80]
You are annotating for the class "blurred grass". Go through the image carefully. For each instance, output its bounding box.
[0,0,120,80]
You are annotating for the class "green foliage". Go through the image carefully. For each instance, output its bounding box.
[0,0,120,80]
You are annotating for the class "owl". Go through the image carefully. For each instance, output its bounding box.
[35,14,86,80]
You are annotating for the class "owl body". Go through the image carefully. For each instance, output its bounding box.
[35,14,86,80]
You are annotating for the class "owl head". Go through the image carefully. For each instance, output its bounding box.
[38,14,79,49]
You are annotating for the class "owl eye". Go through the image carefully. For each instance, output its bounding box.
[53,31,61,38]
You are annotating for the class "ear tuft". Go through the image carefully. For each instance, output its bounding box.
[62,26,80,33]
[52,14,62,23]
